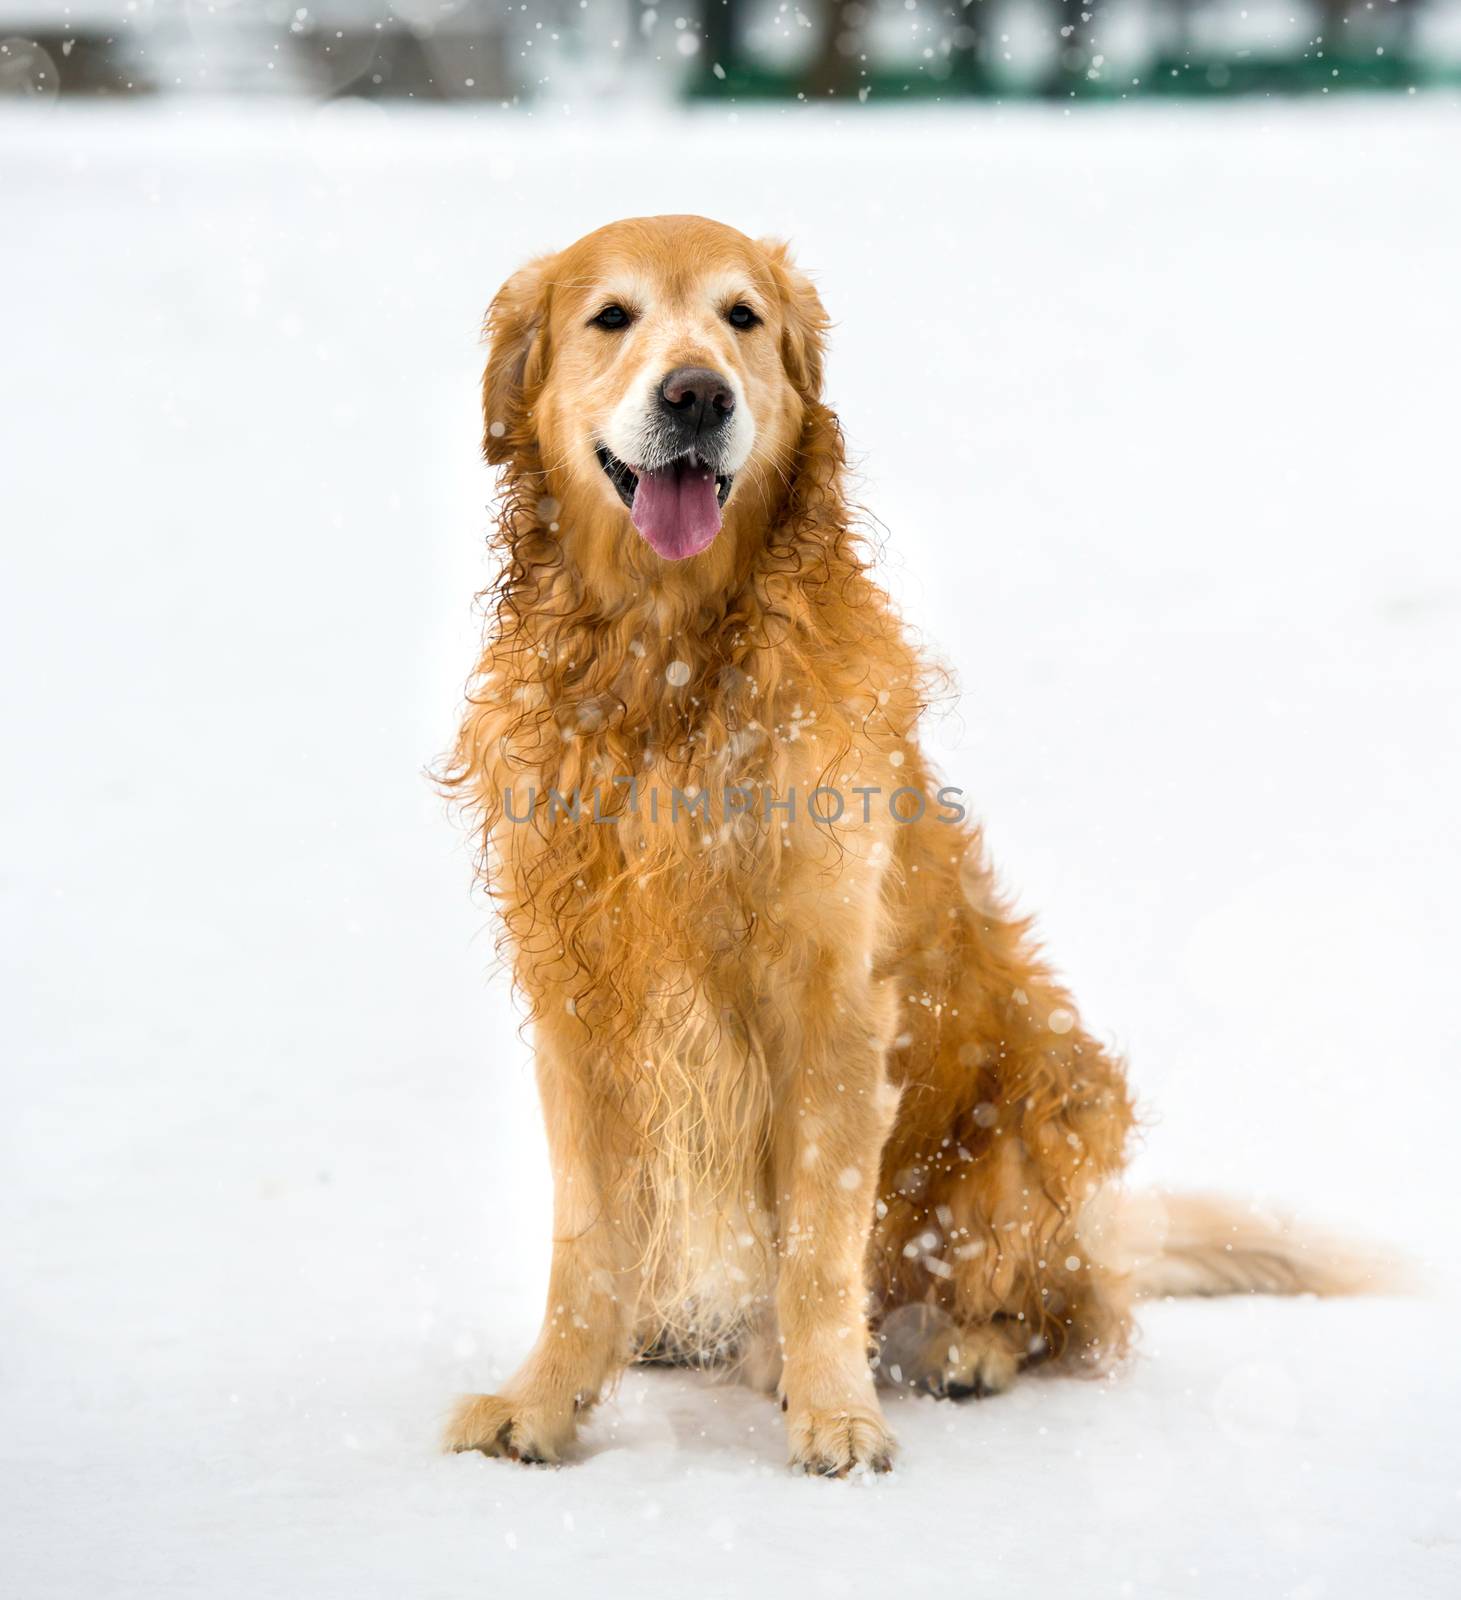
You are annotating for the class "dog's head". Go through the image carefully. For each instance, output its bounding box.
[482,216,828,578]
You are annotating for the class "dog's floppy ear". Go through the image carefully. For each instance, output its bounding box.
[761,238,829,401]
[481,253,555,464]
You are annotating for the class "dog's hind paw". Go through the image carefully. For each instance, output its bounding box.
[940,1330,1020,1400]
[875,1304,1024,1400]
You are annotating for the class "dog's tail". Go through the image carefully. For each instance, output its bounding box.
[1080,1189,1404,1301]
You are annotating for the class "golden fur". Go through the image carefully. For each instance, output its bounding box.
[440,216,1370,1474]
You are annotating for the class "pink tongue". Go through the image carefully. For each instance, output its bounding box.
[631,459,722,560]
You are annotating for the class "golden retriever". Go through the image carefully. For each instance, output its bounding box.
[441,215,1369,1475]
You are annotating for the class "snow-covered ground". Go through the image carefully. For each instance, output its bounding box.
[3,98,1460,1597]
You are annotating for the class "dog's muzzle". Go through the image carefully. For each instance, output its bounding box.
[596,365,738,563]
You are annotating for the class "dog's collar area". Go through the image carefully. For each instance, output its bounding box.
[595,445,733,512]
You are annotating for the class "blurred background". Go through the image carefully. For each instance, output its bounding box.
[3,0,1461,105]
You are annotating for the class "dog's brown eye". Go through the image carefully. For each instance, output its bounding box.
[726,303,760,331]
[591,304,631,331]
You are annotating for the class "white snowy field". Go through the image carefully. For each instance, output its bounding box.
[3,97,1460,1597]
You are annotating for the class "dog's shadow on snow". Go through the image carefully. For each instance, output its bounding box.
[563,1364,1050,1478]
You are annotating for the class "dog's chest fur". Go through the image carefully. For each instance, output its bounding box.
[521,700,900,1352]
[472,608,916,1352]
[495,644,902,966]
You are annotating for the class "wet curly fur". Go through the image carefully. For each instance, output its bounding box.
[440,217,1364,1474]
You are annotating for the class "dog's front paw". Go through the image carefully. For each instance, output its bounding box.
[443,1392,577,1465]
[785,1401,895,1477]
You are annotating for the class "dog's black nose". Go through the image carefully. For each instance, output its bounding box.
[659,366,734,436]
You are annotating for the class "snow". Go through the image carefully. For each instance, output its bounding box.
[3,98,1460,1597]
